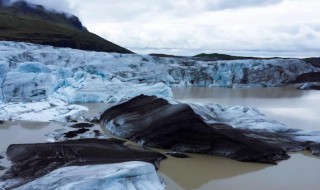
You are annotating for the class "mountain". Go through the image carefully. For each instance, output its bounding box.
[194,53,272,61]
[0,0,132,53]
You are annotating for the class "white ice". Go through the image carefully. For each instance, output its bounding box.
[12,161,165,190]
[191,102,320,143]
[0,101,88,122]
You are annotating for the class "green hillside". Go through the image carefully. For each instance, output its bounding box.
[194,53,257,60]
[0,1,132,53]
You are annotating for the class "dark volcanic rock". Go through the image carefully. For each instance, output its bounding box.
[293,72,320,83]
[0,120,4,125]
[64,128,90,138]
[0,165,6,170]
[89,117,100,124]
[309,85,320,90]
[65,116,78,123]
[310,142,320,156]
[100,95,289,164]
[0,138,166,189]
[165,152,191,158]
[69,122,94,129]
[297,83,320,91]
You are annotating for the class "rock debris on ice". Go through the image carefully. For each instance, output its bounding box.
[12,161,165,190]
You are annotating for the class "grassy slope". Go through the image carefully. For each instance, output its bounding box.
[194,53,265,60]
[0,10,133,53]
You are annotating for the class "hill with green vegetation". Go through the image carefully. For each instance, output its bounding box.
[194,53,260,61]
[195,53,320,67]
[0,0,132,53]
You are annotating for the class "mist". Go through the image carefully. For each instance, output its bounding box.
[1,0,76,14]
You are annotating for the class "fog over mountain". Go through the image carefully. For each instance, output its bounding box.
[1,0,75,14]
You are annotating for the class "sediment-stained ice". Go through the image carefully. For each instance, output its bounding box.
[11,161,165,190]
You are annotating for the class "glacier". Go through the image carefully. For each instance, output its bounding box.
[0,41,319,104]
[0,41,320,188]
[3,161,165,190]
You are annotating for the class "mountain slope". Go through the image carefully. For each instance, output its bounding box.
[0,0,132,53]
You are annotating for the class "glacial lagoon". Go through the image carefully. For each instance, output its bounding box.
[162,87,320,190]
[1,87,320,189]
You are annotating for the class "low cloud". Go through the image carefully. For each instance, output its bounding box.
[205,0,284,10]
[3,0,76,14]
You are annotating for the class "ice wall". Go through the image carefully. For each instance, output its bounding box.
[0,41,318,103]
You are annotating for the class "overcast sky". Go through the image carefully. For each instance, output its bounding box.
[20,0,320,57]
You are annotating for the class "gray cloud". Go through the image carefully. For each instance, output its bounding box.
[4,0,76,14]
[67,0,285,23]
[4,0,319,57]
[204,0,284,10]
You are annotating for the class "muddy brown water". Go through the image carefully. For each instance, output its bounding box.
[1,87,320,189]
[164,87,320,190]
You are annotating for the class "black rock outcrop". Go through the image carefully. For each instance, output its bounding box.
[0,138,166,189]
[70,122,94,129]
[100,95,290,164]
[293,72,320,83]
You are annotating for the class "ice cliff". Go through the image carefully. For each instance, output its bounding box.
[0,41,319,103]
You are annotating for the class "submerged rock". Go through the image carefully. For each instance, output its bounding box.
[65,115,78,123]
[46,127,106,142]
[89,117,100,124]
[101,95,289,164]
[64,128,90,138]
[69,122,94,129]
[164,152,191,158]
[0,138,166,189]
[4,162,165,190]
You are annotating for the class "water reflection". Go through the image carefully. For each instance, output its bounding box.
[0,121,62,152]
[172,87,320,131]
[172,87,309,99]
[19,121,50,130]
[78,102,113,118]
[199,152,320,190]
[159,153,269,190]
[168,87,320,190]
